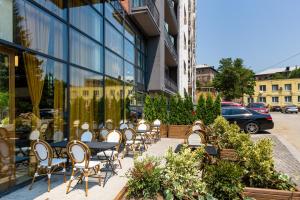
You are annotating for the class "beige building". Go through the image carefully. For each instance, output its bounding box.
[244,78,300,107]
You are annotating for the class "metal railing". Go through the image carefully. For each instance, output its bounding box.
[131,0,159,28]
[167,0,177,22]
[165,76,178,92]
[164,27,178,62]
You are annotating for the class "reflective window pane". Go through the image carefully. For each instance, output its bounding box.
[105,50,123,80]
[70,29,103,72]
[105,22,123,56]
[70,67,104,139]
[91,0,104,13]
[0,0,13,42]
[33,0,67,19]
[125,62,134,84]
[135,68,144,84]
[125,23,135,43]
[125,40,135,64]
[105,3,123,31]
[14,0,68,60]
[69,0,103,43]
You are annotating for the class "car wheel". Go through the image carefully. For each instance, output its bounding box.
[245,122,259,134]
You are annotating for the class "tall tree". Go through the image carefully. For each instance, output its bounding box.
[205,94,214,125]
[196,94,206,121]
[289,68,300,78]
[213,58,256,101]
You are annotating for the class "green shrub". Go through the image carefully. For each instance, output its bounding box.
[196,94,206,123]
[144,95,154,122]
[204,160,244,200]
[205,94,215,125]
[184,95,195,125]
[162,147,213,200]
[168,95,179,125]
[158,95,168,124]
[213,94,221,119]
[126,156,162,199]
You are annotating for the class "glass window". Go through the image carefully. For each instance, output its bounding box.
[272,84,278,91]
[69,0,103,43]
[105,50,123,80]
[135,68,144,84]
[70,67,104,139]
[285,96,292,103]
[125,62,135,84]
[125,40,135,63]
[70,29,103,72]
[298,83,300,91]
[91,0,104,13]
[298,96,300,102]
[259,85,266,91]
[125,23,135,43]
[14,0,68,60]
[105,3,123,30]
[285,84,292,91]
[259,97,266,103]
[105,77,123,127]
[231,109,250,115]
[272,97,279,103]
[105,22,123,56]
[0,0,13,42]
[33,0,67,19]
[247,97,254,103]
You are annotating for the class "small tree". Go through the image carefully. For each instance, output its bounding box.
[152,95,160,120]
[168,95,178,125]
[184,95,195,125]
[205,94,214,125]
[158,95,168,124]
[196,94,206,122]
[213,94,221,120]
[144,95,154,121]
[176,95,185,125]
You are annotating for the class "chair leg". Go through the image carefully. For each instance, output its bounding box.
[84,171,89,197]
[117,156,122,169]
[66,168,75,194]
[63,163,66,183]
[29,167,39,190]
[47,167,51,192]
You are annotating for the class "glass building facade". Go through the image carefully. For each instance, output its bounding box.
[0,0,145,194]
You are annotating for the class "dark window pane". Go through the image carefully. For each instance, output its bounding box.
[105,3,123,30]
[231,109,250,115]
[125,62,134,84]
[70,29,103,72]
[14,0,68,60]
[105,22,123,56]
[69,0,103,43]
[70,67,104,139]
[125,40,135,63]
[33,0,67,19]
[105,50,123,80]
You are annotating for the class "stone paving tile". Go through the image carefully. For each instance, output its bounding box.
[252,134,300,186]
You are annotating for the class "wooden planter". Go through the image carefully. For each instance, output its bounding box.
[243,187,300,200]
[220,149,239,161]
[160,124,168,138]
[114,185,164,200]
[168,125,191,139]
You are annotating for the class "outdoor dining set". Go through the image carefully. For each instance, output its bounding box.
[28,118,162,197]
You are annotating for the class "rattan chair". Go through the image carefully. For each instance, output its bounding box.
[97,130,122,169]
[80,123,93,142]
[30,139,66,192]
[151,119,161,141]
[122,128,141,157]
[105,119,114,130]
[99,128,109,141]
[136,123,149,149]
[66,140,102,197]
[185,131,206,146]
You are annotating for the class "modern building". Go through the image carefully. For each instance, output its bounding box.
[177,0,196,97]
[0,0,185,195]
[244,66,300,106]
[187,0,196,101]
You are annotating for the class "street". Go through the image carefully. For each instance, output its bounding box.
[267,112,300,153]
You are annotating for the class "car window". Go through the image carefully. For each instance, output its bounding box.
[231,109,250,115]
[250,103,265,108]
[222,109,231,115]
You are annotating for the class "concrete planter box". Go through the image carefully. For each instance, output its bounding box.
[243,187,300,200]
[160,124,168,138]
[168,125,191,139]
[114,185,163,200]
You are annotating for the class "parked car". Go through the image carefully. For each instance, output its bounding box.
[222,107,274,134]
[247,102,269,114]
[271,105,282,112]
[281,105,298,114]
[221,101,242,107]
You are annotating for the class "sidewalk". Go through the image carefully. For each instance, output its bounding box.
[252,134,300,186]
[2,138,183,200]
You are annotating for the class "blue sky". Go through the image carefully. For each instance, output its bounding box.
[196,0,300,73]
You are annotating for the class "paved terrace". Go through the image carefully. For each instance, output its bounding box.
[2,138,183,200]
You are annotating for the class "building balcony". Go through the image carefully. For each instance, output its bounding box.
[130,0,160,36]
[165,75,178,93]
[165,0,178,35]
[164,28,178,66]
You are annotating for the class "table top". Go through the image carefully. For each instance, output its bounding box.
[50,141,118,151]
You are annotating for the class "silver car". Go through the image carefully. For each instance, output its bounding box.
[282,105,298,114]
